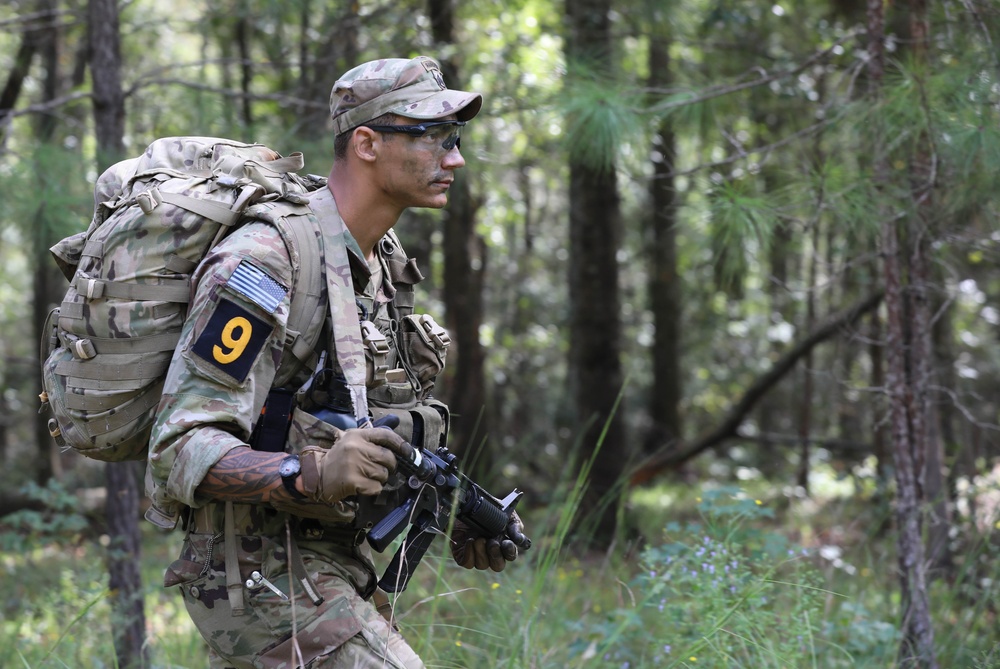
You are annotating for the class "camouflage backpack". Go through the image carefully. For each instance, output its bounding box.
[39,136,325,463]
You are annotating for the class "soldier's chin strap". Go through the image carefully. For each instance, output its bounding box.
[306,187,371,427]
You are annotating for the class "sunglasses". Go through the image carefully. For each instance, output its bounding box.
[363,120,466,151]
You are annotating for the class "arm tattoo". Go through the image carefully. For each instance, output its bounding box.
[196,448,285,503]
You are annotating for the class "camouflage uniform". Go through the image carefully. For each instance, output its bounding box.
[148,56,481,668]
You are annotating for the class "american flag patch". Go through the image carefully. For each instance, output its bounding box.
[227,260,287,314]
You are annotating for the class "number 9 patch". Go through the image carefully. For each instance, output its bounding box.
[191,299,273,384]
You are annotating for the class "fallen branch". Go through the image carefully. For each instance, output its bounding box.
[630,289,884,485]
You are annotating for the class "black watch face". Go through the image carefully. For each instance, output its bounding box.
[279,456,300,478]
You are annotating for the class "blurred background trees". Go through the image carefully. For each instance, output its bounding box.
[1,1,999,666]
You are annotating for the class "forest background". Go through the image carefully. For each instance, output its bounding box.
[1,0,999,668]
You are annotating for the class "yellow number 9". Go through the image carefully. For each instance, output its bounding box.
[213,316,252,364]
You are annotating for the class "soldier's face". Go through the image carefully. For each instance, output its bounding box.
[378,116,466,210]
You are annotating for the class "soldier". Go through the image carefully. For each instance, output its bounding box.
[148,56,525,668]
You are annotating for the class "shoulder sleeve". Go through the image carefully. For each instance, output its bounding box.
[148,222,294,508]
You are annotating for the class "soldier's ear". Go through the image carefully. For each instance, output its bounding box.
[352,127,379,163]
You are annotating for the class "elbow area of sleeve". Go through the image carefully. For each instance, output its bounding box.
[149,393,249,508]
[165,425,244,508]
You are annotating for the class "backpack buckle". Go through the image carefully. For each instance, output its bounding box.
[360,321,389,386]
[65,334,97,360]
[417,314,451,350]
[69,339,97,360]
[136,186,163,214]
[73,275,105,299]
[85,278,104,299]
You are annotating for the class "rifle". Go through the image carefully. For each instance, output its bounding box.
[293,362,531,591]
[367,443,531,593]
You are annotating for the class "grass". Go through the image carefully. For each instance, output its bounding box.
[2,474,999,668]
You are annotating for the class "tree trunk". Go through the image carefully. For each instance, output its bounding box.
[867,0,938,665]
[565,0,627,541]
[89,0,147,666]
[797,215,821,493]
[90,0,124,162]
[644,13,683,457]
[235,10,253,128]
[297,3,359,138]
[0,13,41,146]
[758,212,792,480]
[428,0,490,474]
[906,0,952,579]
[104,461,147,669]
[31,0,63,485]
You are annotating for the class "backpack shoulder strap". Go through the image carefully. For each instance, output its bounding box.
[244,200,325,384]
[281,212,324,371]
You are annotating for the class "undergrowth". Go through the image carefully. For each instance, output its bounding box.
[2,479,998,668]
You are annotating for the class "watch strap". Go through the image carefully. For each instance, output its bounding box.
[280,455,307,500]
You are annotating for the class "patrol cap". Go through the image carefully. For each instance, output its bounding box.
[330,56,482,136]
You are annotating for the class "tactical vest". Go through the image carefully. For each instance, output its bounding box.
[245,201,452,459]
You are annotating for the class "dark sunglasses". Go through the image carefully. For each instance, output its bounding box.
[363,120,466,151]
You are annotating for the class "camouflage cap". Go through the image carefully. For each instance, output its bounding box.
[330,56,482,136]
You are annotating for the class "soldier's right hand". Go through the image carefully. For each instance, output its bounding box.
[299,428,410,504]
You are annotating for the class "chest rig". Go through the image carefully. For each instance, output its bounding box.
[360,232,451,453]
[306,227,452,453]
[249,219,451,458]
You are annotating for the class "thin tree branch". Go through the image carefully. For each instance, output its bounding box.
[658,117,835,181]
[646,46,868,183]
[124,77,326,111]
[645,31,863,114]
[630,290,884,485]
[960,0,999,74]
[0,8,69,31]
[738,431,873,454]
[1,90,91,121]
[2,76,327,127]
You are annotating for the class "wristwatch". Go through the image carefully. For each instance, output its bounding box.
[278,455,307,500]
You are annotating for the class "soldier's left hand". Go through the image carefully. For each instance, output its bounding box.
[450,511,525,572]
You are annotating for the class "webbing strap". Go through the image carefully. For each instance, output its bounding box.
[81,239,104,259]
[57,374,150,392]
[79,382,163,437]
[159,191,241,228]
[61,331,181,355]
[55,356,171,381]
[165,254,197,274]
[275,213,323,373]
[306,188,370,426]
[258,153,305,174]
[72,275,191,303]
[61,387,143,411]
[286,328,314,364]
[224,502,246,616]
[286,530,324,606]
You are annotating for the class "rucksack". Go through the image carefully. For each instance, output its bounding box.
[39,136,325,463]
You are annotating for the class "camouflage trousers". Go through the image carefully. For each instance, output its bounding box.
[166,530,424,669]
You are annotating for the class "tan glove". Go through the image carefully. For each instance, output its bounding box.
[299,427,411,504]
[451,511,525,572]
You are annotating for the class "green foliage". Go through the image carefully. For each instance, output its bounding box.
[974,645,1000,669]
[1,520,202,668]
[4,483,1000,668]
[1,2,1000,665]
[0,143,93,249]
[561,69,644,175]
[708,179,780,295]
[0,480,89,552]
[566,486,833,668]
